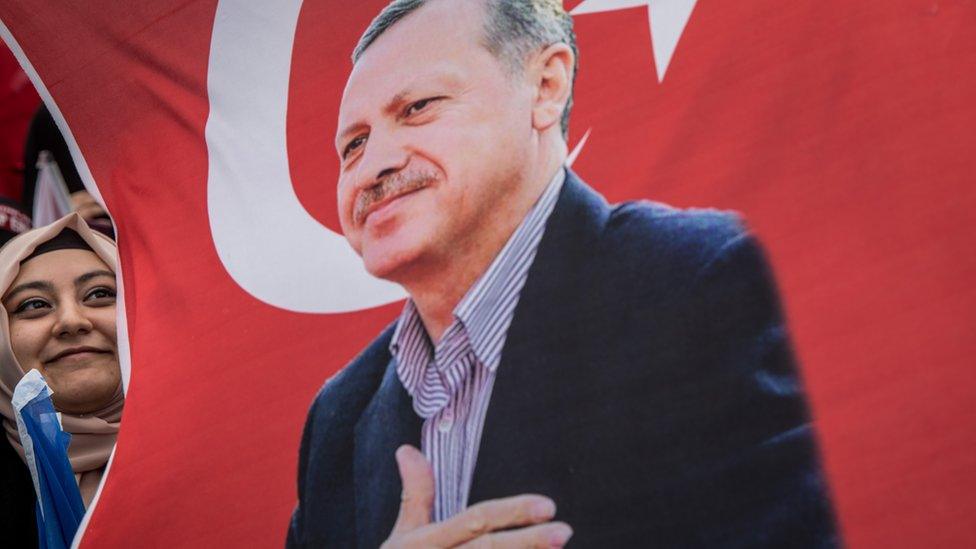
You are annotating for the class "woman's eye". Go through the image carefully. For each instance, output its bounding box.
[13,298,50,314]
[342,135,367,160]
[85,287,117,303]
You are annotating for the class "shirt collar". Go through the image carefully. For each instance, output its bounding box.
[390,299,432,398]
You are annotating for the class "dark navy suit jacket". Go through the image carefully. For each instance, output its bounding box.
[288,172,838,548]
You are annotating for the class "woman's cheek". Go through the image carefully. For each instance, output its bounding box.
[8,323,44,371]
[93,310,119,344]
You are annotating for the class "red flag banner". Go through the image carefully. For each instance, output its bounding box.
[1,0,974,547]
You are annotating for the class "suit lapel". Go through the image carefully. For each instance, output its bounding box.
[469,172,609,506]
[353,357,422,547]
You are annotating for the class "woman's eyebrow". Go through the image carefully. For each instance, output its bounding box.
[75,270,115,286]
[4,280,54,302]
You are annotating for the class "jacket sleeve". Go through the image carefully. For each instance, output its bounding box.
[286,394,319,549]
[668,229,839,548]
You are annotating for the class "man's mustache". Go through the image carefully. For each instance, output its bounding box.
[354,171,438,225]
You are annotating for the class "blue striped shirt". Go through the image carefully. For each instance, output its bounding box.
[390,168,565,521]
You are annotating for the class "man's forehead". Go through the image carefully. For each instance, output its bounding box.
[348,0,487,79]
[343,61,465,104]
[334,0,495,141]
[336,65,465,139]
[369,0,487,47]
[337,5,491,131]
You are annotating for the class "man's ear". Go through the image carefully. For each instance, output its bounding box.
[530,43,574,133]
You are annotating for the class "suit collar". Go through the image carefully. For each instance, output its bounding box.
[353,345,422,547]
[469,171,610,503]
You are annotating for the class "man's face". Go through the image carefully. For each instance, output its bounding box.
[335,0,533,281]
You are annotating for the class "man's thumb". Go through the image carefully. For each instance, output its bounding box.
[391,445,434,533]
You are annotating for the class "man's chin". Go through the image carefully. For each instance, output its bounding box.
[361,245,423,283]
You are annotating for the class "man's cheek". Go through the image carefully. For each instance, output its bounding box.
[344,230,363,256]
[336,197,355,236]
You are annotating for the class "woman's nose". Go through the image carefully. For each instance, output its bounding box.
[52,301,94,337]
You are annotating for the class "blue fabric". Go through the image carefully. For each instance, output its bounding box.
[19,391,85,549]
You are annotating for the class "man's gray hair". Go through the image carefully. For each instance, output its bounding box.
[352,0,578,139]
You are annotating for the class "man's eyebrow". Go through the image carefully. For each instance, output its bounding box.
[4,280,54,302]
[75,270,115,286]
[384,91,411,115]
[335,89,418,151]
[336,121,370,151]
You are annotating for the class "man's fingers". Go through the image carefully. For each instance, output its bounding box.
[456,522,574,549]
[391,445,435,533]
[386,448,563,546]
[428,495,558,546]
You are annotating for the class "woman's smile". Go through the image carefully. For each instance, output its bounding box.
[44,346,113,365]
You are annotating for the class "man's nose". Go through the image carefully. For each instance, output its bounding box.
[355,130,409,189]
[52,301,93,338]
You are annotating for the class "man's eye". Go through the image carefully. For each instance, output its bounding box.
[404,97,441,117]
[343,135,367,160]
[13,298,50,314]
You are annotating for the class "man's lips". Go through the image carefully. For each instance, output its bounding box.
[45,346,111,364]
[358,185,426,226]
[353,171,438,226]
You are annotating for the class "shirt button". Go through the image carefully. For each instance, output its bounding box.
[438,418,454,433]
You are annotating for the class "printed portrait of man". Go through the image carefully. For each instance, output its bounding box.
[288,0,838,547]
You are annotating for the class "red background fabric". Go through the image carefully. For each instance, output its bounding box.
[1,1,974,546]
[0,45,38,201]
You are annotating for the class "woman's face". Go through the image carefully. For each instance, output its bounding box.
[2,249,120,414]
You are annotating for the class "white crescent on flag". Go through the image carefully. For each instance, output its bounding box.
[206,0,405,314]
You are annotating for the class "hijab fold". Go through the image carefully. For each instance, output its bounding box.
[0,213,123,505]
